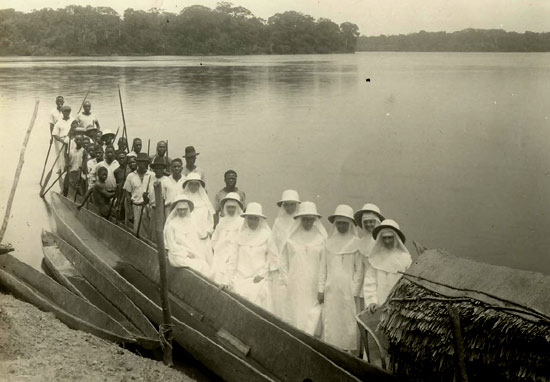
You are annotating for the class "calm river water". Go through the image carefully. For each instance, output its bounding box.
[0,53,549,275]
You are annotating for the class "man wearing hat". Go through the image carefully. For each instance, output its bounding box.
[124,153,154,239]
[100,129,116,147]
[182,145,205,181]
[149,140,172,176]
[75,100,100,133]
[52,105,76,174]
[49,95,64,134]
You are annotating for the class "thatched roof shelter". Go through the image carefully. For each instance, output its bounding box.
[379,249,550,382]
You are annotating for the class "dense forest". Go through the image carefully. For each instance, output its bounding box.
[357,29,550,52]
[0,3,360,55]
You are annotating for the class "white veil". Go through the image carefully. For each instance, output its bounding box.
[368,228,412,273]
[326,216,359,255]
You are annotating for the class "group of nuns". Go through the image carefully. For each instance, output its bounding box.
[163,184,412,353]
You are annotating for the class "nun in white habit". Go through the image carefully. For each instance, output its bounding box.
[352,203,384,313]
[280,201,327,334]
[210,192,244,284]
[226,202,278,312]
[318,204,361,352]
[182,172,215,240]
[363,219,412,313]
[164,195,212,276]
[270,189,300,318]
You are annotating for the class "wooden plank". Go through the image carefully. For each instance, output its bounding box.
[216,328,251,356]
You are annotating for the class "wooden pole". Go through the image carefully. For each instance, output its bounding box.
[153,181,173,366]
[0,101,40,242]
[39,137,53,187]
[118,84,129,146]
[448,305,469,382]
[136,174,151,239]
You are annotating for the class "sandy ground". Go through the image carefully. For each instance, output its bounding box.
[0,292,195,382]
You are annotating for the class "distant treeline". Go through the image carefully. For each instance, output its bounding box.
[357,29,550,52]
[0,3,360,56]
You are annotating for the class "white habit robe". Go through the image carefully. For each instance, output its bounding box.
[280,217,327,333]
[354,213,381,300]
[210,200,243,284]
[270,205,297,319]
[318,218,361,351]
[182,183,215,240]
[227,219,278,312]
[164,201,212,276]
[363,228,412,306]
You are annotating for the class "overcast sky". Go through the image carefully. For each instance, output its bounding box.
[2,0,550,36]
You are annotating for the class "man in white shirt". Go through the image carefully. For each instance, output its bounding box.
[52,105,76,174]
[162,158,185,218]
[124,153,154,239]
[75,101,100,132]
[68,134,87,197]
[49,95,64,134]
[90,145,119,191]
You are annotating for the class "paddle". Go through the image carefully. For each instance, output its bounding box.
[118,84,129,148]
[40,169,67,198]
[39,135,53,187]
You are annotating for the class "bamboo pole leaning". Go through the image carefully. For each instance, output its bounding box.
[0,101,40,243]
[153,182,173,366]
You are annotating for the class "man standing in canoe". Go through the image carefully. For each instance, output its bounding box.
[75,100,100,133]
[162,158,185,219]
[214,170,246,220]
[149,140,171,176]
[49,95,64,134]
[52,105,76,175]
[182,146,205,181]
[90,145,119,191]
[127,137,142,158]
[123,153,154,239]
[147,157,169,242]
[68,134,87,198]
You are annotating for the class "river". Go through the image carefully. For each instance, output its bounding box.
[0,52,549,276]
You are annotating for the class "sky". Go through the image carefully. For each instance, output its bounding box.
[1,0,550,36]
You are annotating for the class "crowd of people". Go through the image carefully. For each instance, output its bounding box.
[48,95,413,355]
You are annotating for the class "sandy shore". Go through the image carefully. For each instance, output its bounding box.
[0,292,196,382]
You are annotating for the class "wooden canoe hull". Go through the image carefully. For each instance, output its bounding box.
[41,230,158,339]
[52,192,393,382]
[50,194,277,382]
[0,253,137,345]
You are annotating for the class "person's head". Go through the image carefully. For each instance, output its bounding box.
[74,134,84,149]
[283,201,298,215]
[381,231,396,249]
[176,201,191,218]
[127,156,137,171]
[224,170,237,188]
[335,218,351,234]
[97,166,108,183]
[132,138,142,153]
[187,180,201,193]
[87,144,96,158]
[362,214,380,234]
[183,146,199,168]
[116,150,127,165]
[104,145,116,162]
[300,216,316,231]
[152,165,165,178]
[171,158,183,177]
[117,137,127,151]
[246,216,260,230]
[83,100,91,114]
[156,141,167,157]
[95,130,103,143]
[61,105,71,119]
[226,203,238,217]
[55,96,64,108]
[135,153,149,172]
[95,147,104,161]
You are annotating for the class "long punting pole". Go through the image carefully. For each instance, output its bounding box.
[118,84,129,145]
[0,101,40,242]
[448,306,469,382]
[153,181,173,366]
[136,174,151,239]
[39,137,53,187]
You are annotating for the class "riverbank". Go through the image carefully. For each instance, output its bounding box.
[0,292,195,382]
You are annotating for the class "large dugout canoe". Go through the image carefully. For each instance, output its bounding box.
[0,253,143,346]
[51,192,394,382]
[41,230,158,339]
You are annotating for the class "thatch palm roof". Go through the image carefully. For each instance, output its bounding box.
[378,249,550,382]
